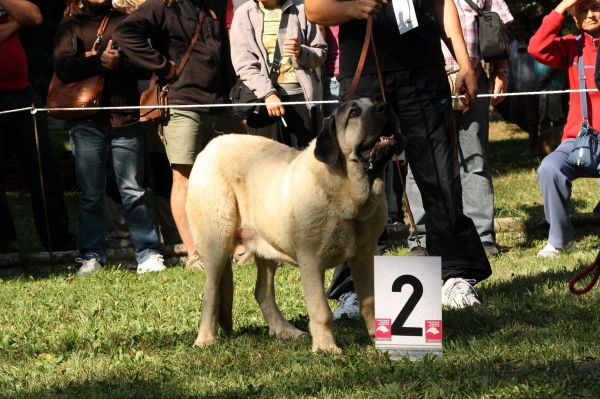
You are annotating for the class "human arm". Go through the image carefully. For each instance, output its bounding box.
[113,1,175,80]
[0,15,19,43]
[528,4,574,69]
[0,0,41,27]
[292,12,327,70]
[434,0,477,112]
[304,0,387,26]
[484,0,512,105]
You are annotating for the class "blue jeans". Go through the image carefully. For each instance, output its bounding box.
[406,72,495,248]
[69,122,160,264]
[322,76,340,118]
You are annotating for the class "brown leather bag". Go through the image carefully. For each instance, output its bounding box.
[46,13,111,120]
[139,9,205,123]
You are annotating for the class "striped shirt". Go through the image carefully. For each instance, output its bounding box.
[441,0,513,72]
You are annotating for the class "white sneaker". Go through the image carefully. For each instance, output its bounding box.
[137,254,167,274]
[537,241,576,258]
[442,278,482,309]
[75,253,102,276]
[333,291,361,320]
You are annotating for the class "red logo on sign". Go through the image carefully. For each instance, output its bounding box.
[374,318,392,340]
[425,320,442,343]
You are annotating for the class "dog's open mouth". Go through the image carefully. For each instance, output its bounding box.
[359,134,396,170]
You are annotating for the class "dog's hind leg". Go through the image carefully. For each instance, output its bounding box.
[255,257,305,340]
[218,259,234,335]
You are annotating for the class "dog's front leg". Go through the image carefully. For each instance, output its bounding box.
[299,263,341,354]
[349,246,376,337]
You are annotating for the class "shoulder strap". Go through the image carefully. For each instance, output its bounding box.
[268,8,290,85]
[576,35,588,121]
[175,9,206,77]
[464,0,485,17]
[91,11,112,53]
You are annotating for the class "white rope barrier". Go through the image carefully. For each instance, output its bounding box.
[0,89,598,116]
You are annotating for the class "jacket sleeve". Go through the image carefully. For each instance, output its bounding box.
[230,8,277,100]
[113,0,172,78]
[53,19,105,83]
[295,14,327,70]
[528,11,571,70]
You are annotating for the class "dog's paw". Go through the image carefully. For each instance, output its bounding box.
[193,336,217,348]
[312,342,342,355]
[271,328,306,340]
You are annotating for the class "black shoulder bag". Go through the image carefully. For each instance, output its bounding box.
[464,0,509,62]
[229,10,290,119]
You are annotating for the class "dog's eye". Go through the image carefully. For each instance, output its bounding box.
[349,108,359,117]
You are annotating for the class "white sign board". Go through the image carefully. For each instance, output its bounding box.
[392,0,419,35]
[374,256,443,359]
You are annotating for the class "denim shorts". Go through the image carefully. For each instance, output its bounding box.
[161,108,217,165]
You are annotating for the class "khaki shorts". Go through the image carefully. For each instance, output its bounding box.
[161,108,216,165]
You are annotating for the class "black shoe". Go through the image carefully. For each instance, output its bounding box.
[408,246,428,256]
[482,242,499,257]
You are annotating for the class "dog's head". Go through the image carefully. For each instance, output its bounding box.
[314,98,404,175]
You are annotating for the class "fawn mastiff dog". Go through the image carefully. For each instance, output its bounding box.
[186,98,402,354]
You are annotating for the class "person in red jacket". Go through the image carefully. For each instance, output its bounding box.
[528,0,600,258]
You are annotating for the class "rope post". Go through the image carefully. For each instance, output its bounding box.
[31,104,55,269]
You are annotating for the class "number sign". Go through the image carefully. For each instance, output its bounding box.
[374,256,443,359]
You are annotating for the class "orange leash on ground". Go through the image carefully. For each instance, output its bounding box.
[569,251,600,295]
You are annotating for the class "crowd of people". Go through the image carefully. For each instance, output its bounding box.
[0,0,599,312]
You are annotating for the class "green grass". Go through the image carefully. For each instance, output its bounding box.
[1,121,599,398]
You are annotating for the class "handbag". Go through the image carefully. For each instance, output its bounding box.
[139,9,205,123]
[229,9,289,119]
[567,36,600,176]
[46,13,111,120]
[464,0,509,62]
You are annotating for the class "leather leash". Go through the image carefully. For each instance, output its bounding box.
[347,15,421,248]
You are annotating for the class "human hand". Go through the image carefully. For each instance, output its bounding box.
[351,0,388,20]
[0,16,20,44]
[101,40,120,70]
[455,67,478,113]
[282,37,301,57]
[556,0,580,15]
[265,94,285,117]
[488,70,508,106]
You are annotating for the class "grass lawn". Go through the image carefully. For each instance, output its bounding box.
[1,121,599,398]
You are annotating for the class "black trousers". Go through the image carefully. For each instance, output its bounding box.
[0,86,72,250]
[246,92,317,150]
[327,65,491,297]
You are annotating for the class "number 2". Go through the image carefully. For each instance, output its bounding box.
[391,275,423,336]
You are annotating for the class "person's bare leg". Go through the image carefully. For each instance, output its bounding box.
[171,164,195,258]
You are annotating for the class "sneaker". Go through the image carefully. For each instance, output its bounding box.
[408,246,428,256]
[137,254,167,274]
[442,278,482,309]
[537,241,576,258]
[482,242,499,257]
[75,253,102,276]
[185,251,204,271]
[332,291,361,320]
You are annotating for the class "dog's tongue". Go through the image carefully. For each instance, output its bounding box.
[367,135,395,169]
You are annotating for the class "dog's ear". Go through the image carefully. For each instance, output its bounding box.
[314,116,339,166]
